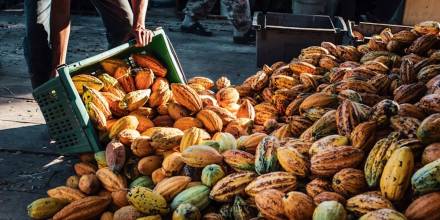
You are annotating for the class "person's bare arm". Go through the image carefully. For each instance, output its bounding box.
[131,0,153,46]
[50,0,71,76]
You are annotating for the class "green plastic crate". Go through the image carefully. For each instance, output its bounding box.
[33,28,186,154]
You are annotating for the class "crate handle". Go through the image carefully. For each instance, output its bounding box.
[67,41,136,74]
[347,20,364,45]
[252,12,263,30]
[335,16,347,33]
[58,66,76,101]
[258,12,267,30]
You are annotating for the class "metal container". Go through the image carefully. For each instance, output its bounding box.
[348,20,412,45]
[253,12,347,67]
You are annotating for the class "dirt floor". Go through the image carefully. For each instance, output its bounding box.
[0,7,256,219]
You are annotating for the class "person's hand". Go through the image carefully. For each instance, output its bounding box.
[131,25,154,47]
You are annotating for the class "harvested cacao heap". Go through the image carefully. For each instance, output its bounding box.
[27,21,440,220]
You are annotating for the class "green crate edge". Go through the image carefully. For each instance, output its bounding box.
[33,29,186,154]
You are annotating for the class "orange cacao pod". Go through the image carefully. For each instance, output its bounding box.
[173,117,204,131]
[405,192,440,220]
[216,87,240,108]
[332,168,367,197]
[313,192,346,205]
[283,191,315,220]
[114,66,135,93]
[47,186,86,202]
[151,77,169,92]
[255,189,286,220]
[53,196,111,220]
[138,155,163,176]
[111,190,129,208]
[132,54,167,77]
[131,136,154,157]
[134,68,155,90]
[171,83,203,112]
[79,174,101,195]
[306,178,332,198]
[196,109,223,133]
[168,102,191,120]
[311,146,364,176]
[96,167,127,192]
[74,162,97,176]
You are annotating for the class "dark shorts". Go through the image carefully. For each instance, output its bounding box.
[24,0,134,88]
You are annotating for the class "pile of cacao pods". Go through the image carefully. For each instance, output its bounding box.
[27,20,440,220]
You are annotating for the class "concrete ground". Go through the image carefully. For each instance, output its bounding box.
[0,7,256,219]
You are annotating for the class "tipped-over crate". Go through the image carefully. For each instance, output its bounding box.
[33,28,186,154]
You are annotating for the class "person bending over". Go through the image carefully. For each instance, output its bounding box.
[24,0,153,88]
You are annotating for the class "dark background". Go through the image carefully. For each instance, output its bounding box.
[1,0,406,24]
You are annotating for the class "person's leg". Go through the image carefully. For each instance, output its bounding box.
[181,0,216,36]
[90,0,134,48]
[222,0,253,44]
[183,0,217,23]
[23,0,52,88]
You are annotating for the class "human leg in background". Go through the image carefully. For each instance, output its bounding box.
[90,0,134,48]
[23,0,52,88]
[181,0,216,36]
[222,0,253,44]
[50,0,71,78]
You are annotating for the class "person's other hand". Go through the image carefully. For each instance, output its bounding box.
[131,25,154,47]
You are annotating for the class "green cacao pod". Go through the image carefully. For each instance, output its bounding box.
[364,132,400,187]
[172,203,201,220]
[94,151,107,168]
[411,159,440,195]
[255,136,280,175]
[313,201,347,220]
[222,149,255,171]
[201,164,225,187]
[220,203,234,220]
[232,196,257,220]
[310,110,338,141]
[416,113,440,144]
[171,185,210,210]
[129,176,154,189]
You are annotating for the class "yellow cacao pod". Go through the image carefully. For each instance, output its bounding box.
[109,116,139,139]
[180,127,209,152]
[181,145,223,168]
[27,197,69,220]
[380,147,414,201]
[127,186,169,215]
